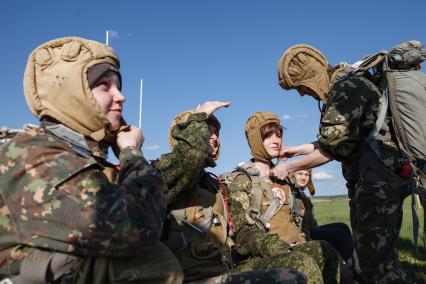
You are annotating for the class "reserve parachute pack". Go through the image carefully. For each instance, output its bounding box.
[220,162,303,235]
[345,41,426,252]
[163,171,234,279]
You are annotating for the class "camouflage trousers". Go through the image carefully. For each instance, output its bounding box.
[349,147,411,284]
[233,250,323,284]
[67,241,183,284]
[194,268,307,284]
[291,240,341,284]
[2,241,183,284]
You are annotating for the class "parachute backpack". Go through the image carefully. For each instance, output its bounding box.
[348,40,426,252]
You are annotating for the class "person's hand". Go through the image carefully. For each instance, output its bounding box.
[114,125,144,157]
[279,145,300,160]
[195,101,230,117]
[269,162,291,180]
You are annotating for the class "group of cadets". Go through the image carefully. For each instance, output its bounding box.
[0,37,425,283]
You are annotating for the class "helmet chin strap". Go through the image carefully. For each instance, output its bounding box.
[317,100,323,112]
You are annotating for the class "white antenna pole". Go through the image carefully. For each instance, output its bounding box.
[106,30,109,45]
[139,79,143,129]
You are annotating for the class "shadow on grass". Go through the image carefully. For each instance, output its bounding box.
[398,237,426,283]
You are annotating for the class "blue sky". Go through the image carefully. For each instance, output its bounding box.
[2,0,426,196]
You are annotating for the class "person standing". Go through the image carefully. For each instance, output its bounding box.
[272,43,426,283]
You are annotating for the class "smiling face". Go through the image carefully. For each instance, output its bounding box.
[208,124,220,158]
[91,71,125,131]
[294,170,310,188]
[261,123,282,159]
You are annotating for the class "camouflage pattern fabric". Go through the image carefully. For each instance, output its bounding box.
[197,267,308,284]
[155,113,232,282]
[10,241,183,284]
[318,76,401,183]
[0,126,169,277]
[291,240,340,284]
[224,165,341,283]
[232,251,322,284]
[154,112,212,204]
[349,144,410,284]
[317,76,411,283]
[156,113,314,283]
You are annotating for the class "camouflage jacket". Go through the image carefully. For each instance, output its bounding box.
[0,125,167,258]
[154,113,233,281]
[318,76,401,185]
[154,112,212,204]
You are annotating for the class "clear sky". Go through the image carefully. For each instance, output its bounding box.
[2,0,426,196]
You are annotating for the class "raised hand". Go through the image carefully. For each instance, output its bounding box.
[195,101,231,117]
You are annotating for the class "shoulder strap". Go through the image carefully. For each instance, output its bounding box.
[352,52,386,73]
[234,164,285,230]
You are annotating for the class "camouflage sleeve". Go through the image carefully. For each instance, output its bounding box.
[53,146,167,257]
[154,112,210,204]
[0,131,167,257]
[227,174,290,257]
[318,77,381,161]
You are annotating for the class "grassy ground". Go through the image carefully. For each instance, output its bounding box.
[312,195,426,283]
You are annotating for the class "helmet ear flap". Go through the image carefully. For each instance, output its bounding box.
[306,169,315,195]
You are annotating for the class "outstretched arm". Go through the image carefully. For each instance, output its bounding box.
[270,143,332,180]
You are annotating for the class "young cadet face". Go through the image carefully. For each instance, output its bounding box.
[294,170,310,188]
[208,124,220,157]
[262,129,282,158]
[91,72,125,131]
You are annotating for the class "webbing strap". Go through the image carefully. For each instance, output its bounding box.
[12,249,78,284]
[171,208,186,226]
[259,199,281,225]
[411,190,420,254]
[368,88,389,141]
[249,175,284,230]
[251,177,263,213]
[353,53,386,73]
[13,249,52,284]
[168,191,216,250]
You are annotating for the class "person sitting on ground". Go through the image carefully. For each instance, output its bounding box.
[155,102,309,283]
[221,111,345,284]
[0,37,182,283]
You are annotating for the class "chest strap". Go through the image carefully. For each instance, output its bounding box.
[12,249,78,284]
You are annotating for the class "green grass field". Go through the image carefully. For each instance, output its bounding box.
[312,195,426,283]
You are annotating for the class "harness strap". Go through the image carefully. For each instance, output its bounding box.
[12,249,78,284]
[212,174,236,236]
[258,198,281,226]
[168,181,219,250]
[249,175,285,230]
